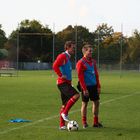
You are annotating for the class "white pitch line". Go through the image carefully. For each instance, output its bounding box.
[0,92,139,135]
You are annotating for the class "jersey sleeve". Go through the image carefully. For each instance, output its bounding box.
[76,60,87,91]
[53,54,66,77]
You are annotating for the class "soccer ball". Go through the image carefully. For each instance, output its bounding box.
[67,120,79,131]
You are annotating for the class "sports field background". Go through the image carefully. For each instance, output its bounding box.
[0,70,140,140]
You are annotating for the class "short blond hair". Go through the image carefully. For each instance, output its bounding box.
[82,44,93,54]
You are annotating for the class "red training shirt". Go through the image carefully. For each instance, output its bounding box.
[53,51,71,85]
[76,57,101,91]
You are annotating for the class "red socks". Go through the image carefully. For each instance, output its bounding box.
[82,116,99,125]
[60,97,77,126]
[60,106,65,127]
[94,116,99,124]
[63,97,77,115]
[82,116,87,125]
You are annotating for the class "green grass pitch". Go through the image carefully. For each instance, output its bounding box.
[0,70,140,140]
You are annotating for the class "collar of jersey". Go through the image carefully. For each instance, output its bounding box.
[65,51,71,58]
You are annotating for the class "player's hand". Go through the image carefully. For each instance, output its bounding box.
[61,75,67,79]
[83,90,89,97]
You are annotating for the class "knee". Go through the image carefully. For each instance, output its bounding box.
[61,105,65,108]
[95,100,99,107]
[75,93,80,100]
[77,93,80,99]
[82,102,88,108]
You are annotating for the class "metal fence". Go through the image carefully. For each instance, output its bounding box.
[17,62,140,72]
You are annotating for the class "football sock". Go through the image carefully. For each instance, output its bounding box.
[94,116,99,124]
[63,97,77,115]
[82,116,87,125]
[60,106,65,127]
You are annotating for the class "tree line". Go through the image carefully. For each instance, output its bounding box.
[0,19,140,64]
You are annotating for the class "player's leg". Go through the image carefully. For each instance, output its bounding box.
[59,105,66,130]
[81,101,88,128]
[72,93,80,100]
[89,85,103,128]
[61,84,80,121]
[62,93,80,121]
[58,84,68,129]
[81,90,89,128]
[92,100,99,124]
[92,100,103,127]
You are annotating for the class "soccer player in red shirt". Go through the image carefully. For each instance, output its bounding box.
[53,41,80,130]
[76,44,103,128]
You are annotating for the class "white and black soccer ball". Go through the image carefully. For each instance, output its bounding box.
[67,120,79,131]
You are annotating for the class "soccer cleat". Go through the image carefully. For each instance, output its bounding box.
[93,122,103,128]
[83,123,88,129]
[59,126,67,130]
[61,113,70,122]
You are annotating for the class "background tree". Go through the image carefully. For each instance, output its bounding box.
[94,23,114,42]
[123,30,140,64]
[93,23,128,64]
[102,32,128,64]
[55,25,75,58]
[56,25,95,61]
[9,19,53,62]
[0,24,8,60]
[0,24,7,49]
[5,21,139,65]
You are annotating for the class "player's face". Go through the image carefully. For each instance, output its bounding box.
[85,48,93,58]
[68,44,75,55]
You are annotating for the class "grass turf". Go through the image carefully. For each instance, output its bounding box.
[0,70,140,140]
